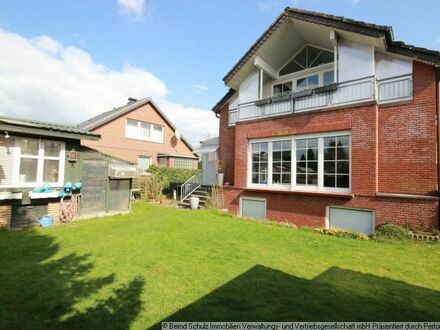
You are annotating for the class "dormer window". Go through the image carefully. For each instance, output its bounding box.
[279,45,334,76]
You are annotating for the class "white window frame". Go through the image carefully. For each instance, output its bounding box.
[272,67,335,97]
[247,131,351,194]
[13,138,65,188]
[137,155,152,170]
[239,196,267,219]
[125,119,164,144]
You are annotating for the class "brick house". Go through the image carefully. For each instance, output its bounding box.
[212,8,440,233]
[79,97,198,170]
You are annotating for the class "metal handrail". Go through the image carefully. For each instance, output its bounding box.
[179,172,202,202]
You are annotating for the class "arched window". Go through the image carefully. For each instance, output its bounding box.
[279,46,334,76]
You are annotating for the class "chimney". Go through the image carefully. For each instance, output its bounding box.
[127,97,138,104]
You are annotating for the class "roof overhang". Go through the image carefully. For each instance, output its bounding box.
[223,7,440,90]
[0,118,99,141]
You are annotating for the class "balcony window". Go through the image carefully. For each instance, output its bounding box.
[279,45,334,76]
[248,132,350,193]
[323,70,335,85]
[273,82,292,97]
[296,74,319,91]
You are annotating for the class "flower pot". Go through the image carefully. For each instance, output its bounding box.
[217,173,224,186]
[189,196,199,210]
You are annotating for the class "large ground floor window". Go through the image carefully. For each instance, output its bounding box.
[248,131,351,193]
[14,138,65,187]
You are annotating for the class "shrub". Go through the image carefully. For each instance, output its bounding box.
[148,165,198,184]
[375,223,410,240]
[138,174,168,201]
[147,165,199,196]
[316,228,371,240]
[205,186,225,209]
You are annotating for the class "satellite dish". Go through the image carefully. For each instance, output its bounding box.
[174,129,181,140]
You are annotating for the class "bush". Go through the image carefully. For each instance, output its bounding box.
[316,228,371,240]
[205,186,225,209]
[375,223,410,240]
[138,174,167,201]
[144,165,198,196]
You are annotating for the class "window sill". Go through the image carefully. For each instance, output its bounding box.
[29,191,62,199]
[0,192,22,200]
[244,187,353,199]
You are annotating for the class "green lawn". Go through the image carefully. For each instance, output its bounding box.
[0,202,439,329]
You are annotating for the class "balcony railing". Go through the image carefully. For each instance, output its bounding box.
[228,74,413,126]
[377,74,413,104]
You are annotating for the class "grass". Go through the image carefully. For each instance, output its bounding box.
[0,202,439,328]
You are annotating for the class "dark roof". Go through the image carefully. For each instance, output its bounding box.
[212,89,236,114]
[0,115,99,140]
[223,7,440,84]
[78,97,195,152]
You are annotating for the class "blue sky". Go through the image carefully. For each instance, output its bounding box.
[0,0,439,143]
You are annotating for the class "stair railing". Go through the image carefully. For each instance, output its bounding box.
[180,171,202,202]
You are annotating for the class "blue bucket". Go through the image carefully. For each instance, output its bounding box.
[36,215,54,227]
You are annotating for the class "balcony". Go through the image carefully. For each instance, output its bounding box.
[228,74,412,126]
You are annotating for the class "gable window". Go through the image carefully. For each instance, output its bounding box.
[125,119,164,143]
[248,132,350,193]
[15,138,65,187]
[279,45,334,76]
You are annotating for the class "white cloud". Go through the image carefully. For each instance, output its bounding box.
[117,0,146,20]
[0,29,218,145]
[190,83,208,92]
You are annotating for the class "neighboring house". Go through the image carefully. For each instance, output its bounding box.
[79,97,198,171]
[195,137,219,186]
[212,7,440,233]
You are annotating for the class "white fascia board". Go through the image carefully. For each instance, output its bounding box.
[254,56,278,79]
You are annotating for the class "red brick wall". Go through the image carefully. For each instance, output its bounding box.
[219,103,235,185]
[82,102,195,165]
[378,62,438,194]
[223,187,438,229]
[219,62,439,230]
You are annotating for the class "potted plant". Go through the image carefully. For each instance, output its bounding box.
[189,196,199,210]
[216,160,225,186]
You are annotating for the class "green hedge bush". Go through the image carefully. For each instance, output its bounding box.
[375,223,410,240]
[148,165,198,185]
